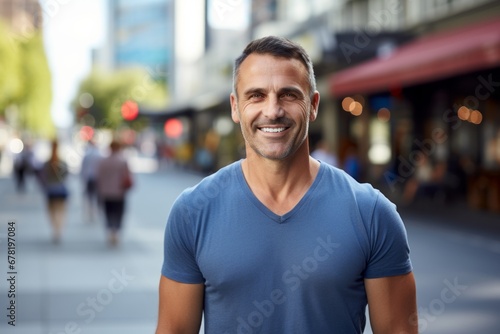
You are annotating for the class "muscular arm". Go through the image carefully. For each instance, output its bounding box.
[156,275,204,334]
[365,272,418,334]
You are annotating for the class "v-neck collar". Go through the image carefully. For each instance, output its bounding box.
[235,160,325,224]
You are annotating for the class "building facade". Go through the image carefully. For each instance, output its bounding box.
[323,0,500,211]
[131,0,500,212]
[106,0,174,82]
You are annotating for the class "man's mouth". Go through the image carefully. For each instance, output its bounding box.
[260,127,287,133]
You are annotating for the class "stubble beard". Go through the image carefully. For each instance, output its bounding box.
[239,116,310,161]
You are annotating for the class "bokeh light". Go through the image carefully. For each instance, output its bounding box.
[9,138,24,154]
[377,108,391,122]
[79,92,94,109]
[121,100,139,121]
[342,97,355,112]
[79,126,94,141]
[164,118,183,138]
[458,106,471,121]
[350,102,363,116]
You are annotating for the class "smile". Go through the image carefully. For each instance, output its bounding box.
[260,127,287,133]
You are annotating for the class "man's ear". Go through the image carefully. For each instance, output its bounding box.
[310,91,320,122]
[230,93,240,123]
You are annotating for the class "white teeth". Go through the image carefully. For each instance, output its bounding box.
[261,127,286,133]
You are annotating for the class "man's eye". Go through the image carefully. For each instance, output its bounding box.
[281,93,297,101]
[250,93,263,99]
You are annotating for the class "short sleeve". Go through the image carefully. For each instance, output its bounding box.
[364,193,412,278]
[161,194,205,283]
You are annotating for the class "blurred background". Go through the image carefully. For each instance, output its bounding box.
[1,0,500,206]
[0,0,499,333]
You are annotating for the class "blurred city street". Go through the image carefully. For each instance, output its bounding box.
[0,164,204,334]
[1,0,500,333]
[0,164,499,334]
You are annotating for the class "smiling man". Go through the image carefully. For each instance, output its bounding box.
[156,36,417,334]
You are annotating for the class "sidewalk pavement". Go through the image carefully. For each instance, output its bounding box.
[398,199,500,238]
[1,165,498,334]
[0,167,204,334]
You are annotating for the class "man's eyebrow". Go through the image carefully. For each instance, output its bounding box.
[278,87,304,96]
[242,88,266,97]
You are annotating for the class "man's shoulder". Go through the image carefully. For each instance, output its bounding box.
[319,163,383,209]
[179,160,240,201]
[321,163,377,193]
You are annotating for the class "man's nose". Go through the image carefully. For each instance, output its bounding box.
[262,95,284,120]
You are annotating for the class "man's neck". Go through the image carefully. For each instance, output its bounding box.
[241,145,320,215]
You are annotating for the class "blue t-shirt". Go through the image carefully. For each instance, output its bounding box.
[162,160,412,334]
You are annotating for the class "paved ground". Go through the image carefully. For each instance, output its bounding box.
[0,164,499,333]
[0,165,203,334]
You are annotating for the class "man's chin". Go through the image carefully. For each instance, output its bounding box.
[251,146,295,161]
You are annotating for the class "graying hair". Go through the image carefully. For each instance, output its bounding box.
[232,36,317,98]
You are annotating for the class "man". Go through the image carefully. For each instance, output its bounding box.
[157,36,417,333]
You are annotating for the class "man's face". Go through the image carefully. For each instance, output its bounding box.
[230,53,320,161]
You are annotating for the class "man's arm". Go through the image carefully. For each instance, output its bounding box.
[156,275,204,334]
[365,272,418,334]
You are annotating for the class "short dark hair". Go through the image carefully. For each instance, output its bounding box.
[232,36,316,97]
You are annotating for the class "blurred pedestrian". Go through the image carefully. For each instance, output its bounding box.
[40,140,69,244]
[96,140,133,247]
[402,155,446,204]
[13,142,34,193]
[157,36,416,334]
[80,140,102,222]
[343,143,362,181]
[311,139,338,167]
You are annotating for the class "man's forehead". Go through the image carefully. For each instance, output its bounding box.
[240,53,306,71]
[237,53,308,87]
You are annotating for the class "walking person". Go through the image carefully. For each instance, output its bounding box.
[40,140,69,244]
[156,36,417,333]
[96,140,133,247]
[13,142,34,193]
[80,140,102,222]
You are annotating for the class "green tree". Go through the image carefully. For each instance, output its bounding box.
[17,31,53,137]
[74,67,168,130]
[0,22,22,115]
[0,20,54,137]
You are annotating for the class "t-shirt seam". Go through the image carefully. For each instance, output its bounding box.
[368,190,381,255]
[162,268,205,284]
[364,264,412,279]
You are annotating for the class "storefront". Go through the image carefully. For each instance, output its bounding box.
[329,18,500,211]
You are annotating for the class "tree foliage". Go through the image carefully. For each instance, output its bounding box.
[17,32,53,137]
[74,67,168,130]
[0,22,22,114]
[0,20,54,137]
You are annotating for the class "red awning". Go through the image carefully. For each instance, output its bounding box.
[330,18,500,97]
